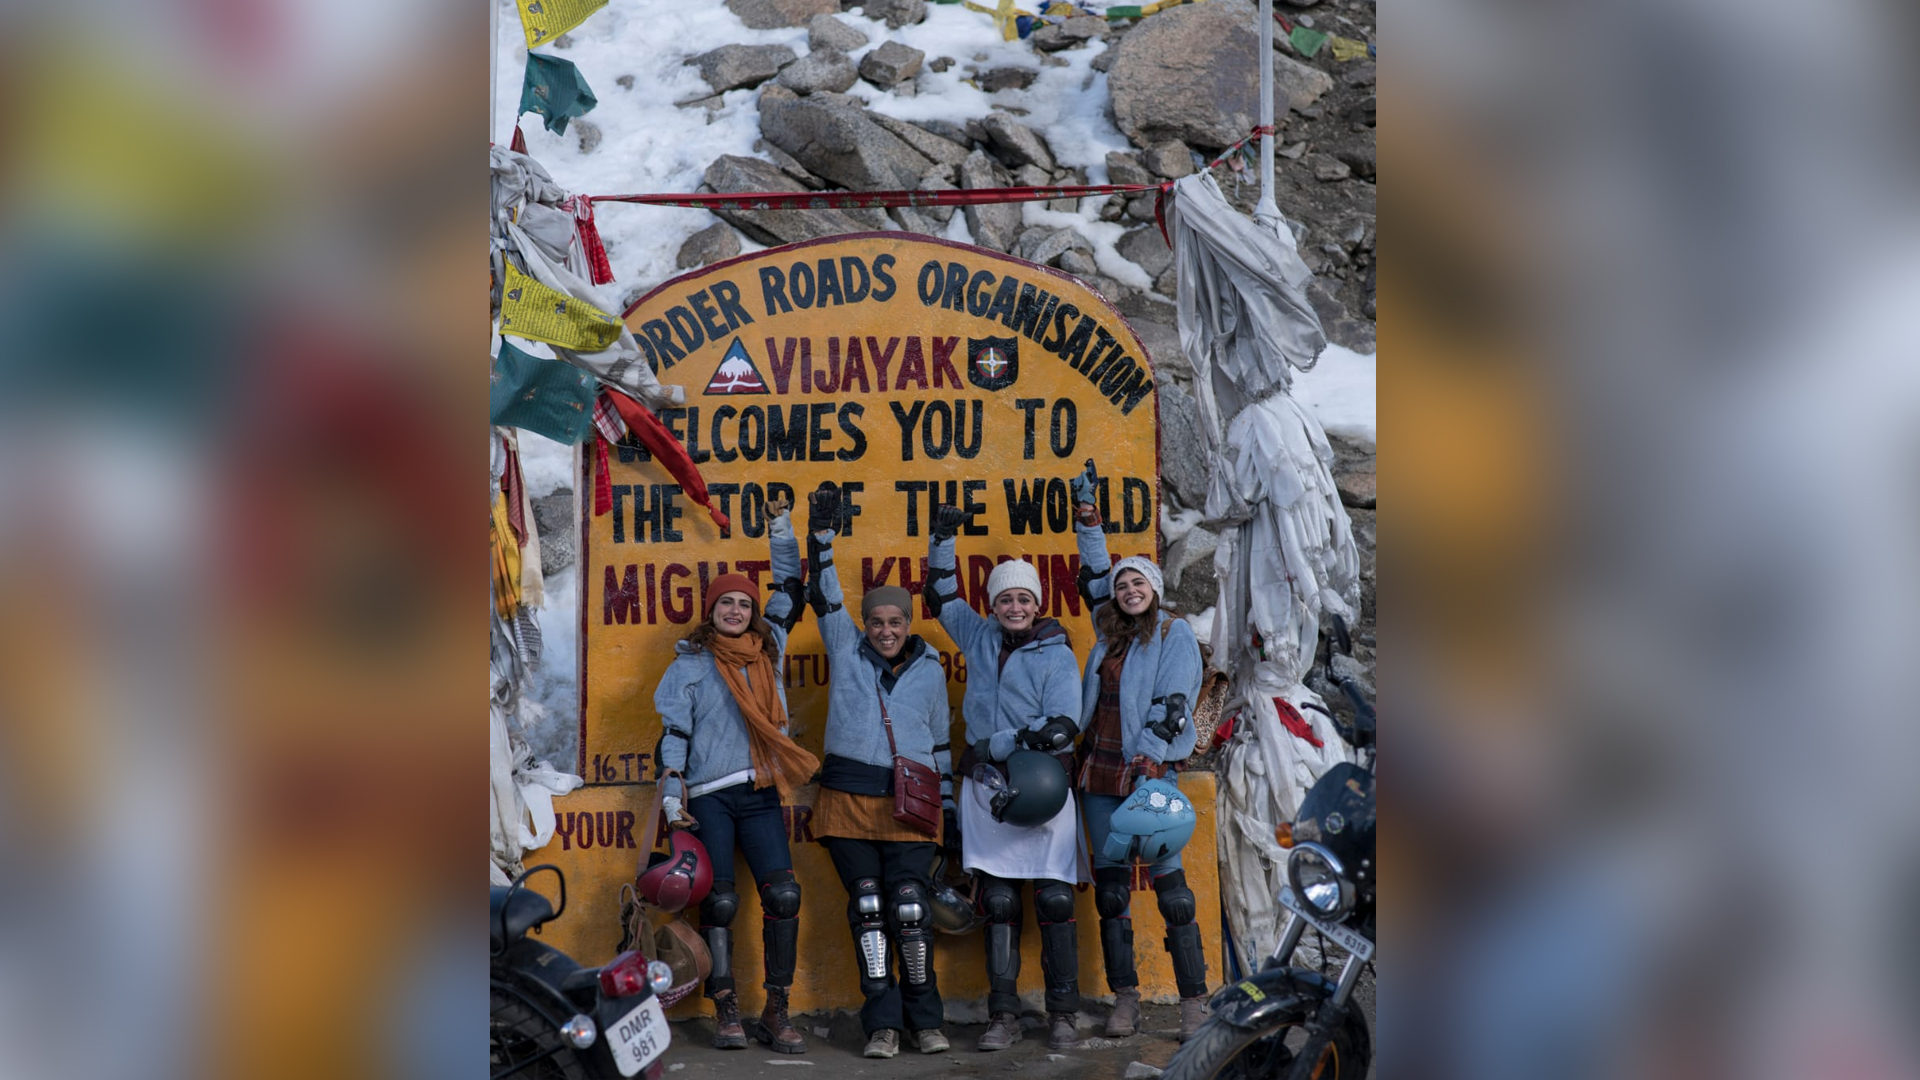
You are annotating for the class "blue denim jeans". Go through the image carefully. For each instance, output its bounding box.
[687,781,793,891]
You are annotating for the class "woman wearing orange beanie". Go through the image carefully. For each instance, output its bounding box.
[654,496,819,1053]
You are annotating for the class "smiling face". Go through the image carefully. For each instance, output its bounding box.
[710,592,755,636]
[1114,568,1156,616]
[992,588,1040,632]
[864,606,910,659]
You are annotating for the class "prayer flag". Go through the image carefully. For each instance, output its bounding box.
[521,53,598,136]
[498,262,622,352]
[515,0,607,50]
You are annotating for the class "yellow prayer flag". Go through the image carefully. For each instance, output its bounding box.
[492,492,523,619]
[498,262,622,352]
[515,0,607,50]
[1329,35,1371,61]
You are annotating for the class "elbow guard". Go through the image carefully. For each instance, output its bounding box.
[1077,563,1108,606]
[766,577,806,632]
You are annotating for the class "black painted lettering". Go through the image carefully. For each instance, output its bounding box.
[1117,369,1155,414]
[790,260,816,308]
[841,256,871,303]
[808,402,837,460]
[942,261,968,311]
[1043,302,1078,352]
[610,484,631,542]
[1016,398,1045,459]
[643,319,683,363]
[1057,315,1096,367]
[712,280,754,329]
[759,266,792,315]
[1003,479,1046,535]
[1122,477,1152,533]
[955,399,982,459]
[1050,398,1077,457]
[916,259,943,305]
[711,406,738,462]
[1045,477,1071,533]
[836,404,867,463]
[985,274,1019,325]
[689,291,729,342]
[738,406,765,461]
[817,258,845,307]
[965,269,996,317]
[889,400,924,461]
[896,480,928,536]
[962,479,988,535]
[1011,283,1051,340]
[665,306,705,353]
[922,399,952,459]
[871,254,897,301]
[767,405,808,461]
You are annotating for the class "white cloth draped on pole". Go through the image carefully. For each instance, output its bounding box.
[1165,171,1362,972]
[489,145,682,411]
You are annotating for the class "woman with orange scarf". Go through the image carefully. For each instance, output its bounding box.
[655,497,820,1054]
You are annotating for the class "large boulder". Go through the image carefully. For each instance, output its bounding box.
[1272,52,1334,114]
[958,150,1021,252]
[1154,378,1212,511]
[701,155,885,246]
[808,13,870,51]
[677,222,741,269]
[980,112,1055,172]
[1014,225,1092,268]
[868,112,971,166]
[726,0,838,29]
[860,0,926,29]
[777,47,859,94]
[531,490,576,577]
[1116,225,1173,280]
[759,93,934,190]
[1108,0,1325,149]
[685,44,796,93]
[858,40,926,89]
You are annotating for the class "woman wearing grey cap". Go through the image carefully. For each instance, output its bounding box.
[1069,462,1207,1040]
[802,484,954,1059]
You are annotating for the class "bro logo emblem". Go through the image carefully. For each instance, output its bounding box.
[967,335,1018,391]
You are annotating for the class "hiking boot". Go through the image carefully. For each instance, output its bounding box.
[976,1011,1023,1051]
[912,1029,951,1054]
[711,991,748,1050]
[1047,1012,1079,1050]
[863,1029,900,1059]
[1178,994,1209,1042]
[755,986,808,1054]
[1104,988,1142,1037]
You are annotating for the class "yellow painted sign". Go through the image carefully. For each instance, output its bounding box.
[547,233,1205,1010]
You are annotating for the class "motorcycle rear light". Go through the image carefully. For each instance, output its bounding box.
[1275,822,1294,849]
[599,950,651,998]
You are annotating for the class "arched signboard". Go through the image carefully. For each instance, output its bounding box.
[542,233,1220,1012]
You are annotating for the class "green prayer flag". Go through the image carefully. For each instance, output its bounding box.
[520,53,598,136]
[1289,25,1328,58]
[490,339,599,444]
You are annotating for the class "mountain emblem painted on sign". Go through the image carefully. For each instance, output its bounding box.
[704,337,770,395]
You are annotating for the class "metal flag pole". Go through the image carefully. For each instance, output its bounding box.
[1254,0,1281,228]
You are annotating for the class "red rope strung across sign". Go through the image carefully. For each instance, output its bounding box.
[584,124,1278,247]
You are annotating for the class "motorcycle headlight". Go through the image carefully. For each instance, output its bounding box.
[647,960,675,994]
[1287,842,1354,920]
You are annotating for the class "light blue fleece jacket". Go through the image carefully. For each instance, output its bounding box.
[654,512,803,795]
[1076,520,1203,764]
[811,530,953,795]
[926,535,1084,761]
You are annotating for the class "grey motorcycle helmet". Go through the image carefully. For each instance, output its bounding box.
[983,749,1071,827]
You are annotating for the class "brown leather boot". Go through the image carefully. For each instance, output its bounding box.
[755,986,808,1054]
[976,1011,1023,1051]
[1177,994,1209,1042]
[1104,988,1142,1037]
[711,991,747,1050]
[1047,1012,1080,1050]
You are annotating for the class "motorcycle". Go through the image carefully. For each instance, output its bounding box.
[491,865,676,1080]
[1164,617,1376,1080]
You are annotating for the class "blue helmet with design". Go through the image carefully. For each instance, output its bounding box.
[1101,778,1197,864]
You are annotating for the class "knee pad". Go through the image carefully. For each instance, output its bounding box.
[1153,869,1195,926]
[981,880,1021,924]
[1034,880,1077,924]
[889,881,929,931]
[848,877,885,925]
[1094,867,1133,920]
[700,885,739,928]
[759,870,801,919]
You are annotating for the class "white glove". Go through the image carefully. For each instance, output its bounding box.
[662,794,687,827]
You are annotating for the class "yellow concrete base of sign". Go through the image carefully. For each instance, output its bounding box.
[530,772,1223,1017]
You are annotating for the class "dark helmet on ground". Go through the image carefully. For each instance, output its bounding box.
[985,749,1071,827]
[928,867,984,935]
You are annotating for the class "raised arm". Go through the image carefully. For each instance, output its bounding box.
[1138,620,1204,763]
[762,494,806,653]
[1069,461,1114,610]
[804,485,859,656]
[925,505,988,651]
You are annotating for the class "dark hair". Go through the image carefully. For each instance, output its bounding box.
[682,600,781,662]
[1096,592,1169,654]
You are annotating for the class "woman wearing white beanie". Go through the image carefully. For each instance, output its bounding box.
[1068,462,1208,1041]
[923,503,1088,1052]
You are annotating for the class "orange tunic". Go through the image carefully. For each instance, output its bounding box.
[812,787,944,844]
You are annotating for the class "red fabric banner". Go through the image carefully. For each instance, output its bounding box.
[602,390,732,532]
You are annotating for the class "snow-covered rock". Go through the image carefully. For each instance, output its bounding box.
[684,43,796,93]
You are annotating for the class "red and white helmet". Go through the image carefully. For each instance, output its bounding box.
[636,829,713,913]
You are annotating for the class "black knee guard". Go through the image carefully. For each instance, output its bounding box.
[1094,867,1133,920]
[1034,879,1080,1013]
[701,884,740,928]
[981,877,1022,925]
[1164,921,1209,999]
[760,870,802,919]
[848,877,889,998]
[760,871,800,988]
[889,881,933,987]
[1153,870,1196,926]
